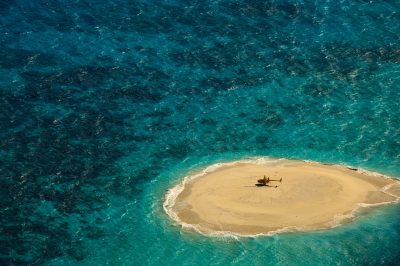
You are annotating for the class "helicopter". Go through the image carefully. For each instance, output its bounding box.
[256,175,282,187]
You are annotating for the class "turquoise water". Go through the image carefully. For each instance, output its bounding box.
[1,0,400,265]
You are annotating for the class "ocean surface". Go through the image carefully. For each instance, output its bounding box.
[1,0,400,265]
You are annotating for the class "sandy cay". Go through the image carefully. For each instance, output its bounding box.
[166,159,400,236]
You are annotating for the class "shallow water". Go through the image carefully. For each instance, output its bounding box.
[1,0,400,265]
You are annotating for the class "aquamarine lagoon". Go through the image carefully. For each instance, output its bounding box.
[1,0,400,265]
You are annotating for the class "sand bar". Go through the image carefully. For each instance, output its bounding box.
[164,158,400,236]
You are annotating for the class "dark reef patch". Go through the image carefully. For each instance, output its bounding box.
[0,46,58,69]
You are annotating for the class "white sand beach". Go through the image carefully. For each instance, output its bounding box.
[165,159,400,236]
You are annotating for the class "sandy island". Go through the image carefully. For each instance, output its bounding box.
[164,158,400,236]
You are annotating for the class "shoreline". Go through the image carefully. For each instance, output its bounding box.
[163,157,400,237]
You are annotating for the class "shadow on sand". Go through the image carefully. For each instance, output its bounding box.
[255,184,279,188]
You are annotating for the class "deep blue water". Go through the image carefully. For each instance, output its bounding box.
[1,0,400,265]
